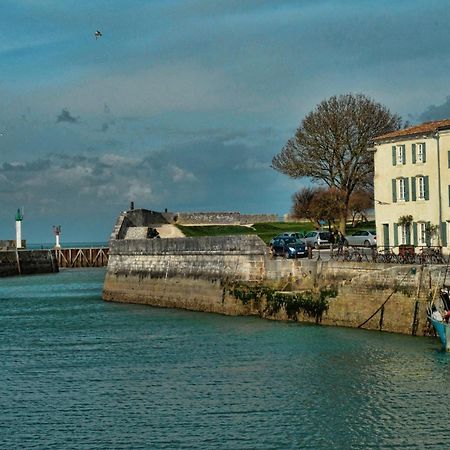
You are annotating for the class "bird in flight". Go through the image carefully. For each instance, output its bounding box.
[94,30,102,40]
[375,199,390,205]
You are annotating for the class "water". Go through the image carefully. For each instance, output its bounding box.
[1,269,449,449]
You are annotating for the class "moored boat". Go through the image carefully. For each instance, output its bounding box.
[427,286,450,351]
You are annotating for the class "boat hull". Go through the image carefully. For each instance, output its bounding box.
[429,316,450,351]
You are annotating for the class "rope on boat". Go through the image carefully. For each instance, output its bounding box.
[357,269,414,329]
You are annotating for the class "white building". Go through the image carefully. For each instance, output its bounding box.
[373,119,450,253]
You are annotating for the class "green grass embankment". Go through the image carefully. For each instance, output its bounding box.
[176,221,376,245]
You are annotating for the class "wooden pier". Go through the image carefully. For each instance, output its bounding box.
[56,247,109,268]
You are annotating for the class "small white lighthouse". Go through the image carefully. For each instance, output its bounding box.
[53,225,62,249]
[15,208,23,249]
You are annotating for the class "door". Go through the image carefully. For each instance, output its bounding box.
[383,224,389,249]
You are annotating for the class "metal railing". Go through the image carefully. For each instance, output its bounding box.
[329,245,447,264]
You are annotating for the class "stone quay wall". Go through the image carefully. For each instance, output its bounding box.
[103,235,440,337]
[0,249,59,277]
[173,212,278,225]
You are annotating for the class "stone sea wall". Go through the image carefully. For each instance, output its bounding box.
[103,234,439,337]
[0,249,59,277]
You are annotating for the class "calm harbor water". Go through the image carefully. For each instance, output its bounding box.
[1,269,449,449]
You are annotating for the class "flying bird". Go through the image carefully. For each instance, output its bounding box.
[94,30,102,39]
[375,199,390,205]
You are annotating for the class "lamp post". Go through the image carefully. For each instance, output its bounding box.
[53,225,62,249]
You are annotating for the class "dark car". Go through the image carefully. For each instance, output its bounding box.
[270,237,307,259]
[269,232,304,247]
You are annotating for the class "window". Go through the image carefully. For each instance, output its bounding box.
[398,178,406,201]
[417,176,425,200]
[418,222,427,246]
[417,143,425,163]
[400,224,408,245]
[397,145,404,164]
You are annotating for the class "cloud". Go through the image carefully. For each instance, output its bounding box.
[56,108,79,124]
[417,95,450,122]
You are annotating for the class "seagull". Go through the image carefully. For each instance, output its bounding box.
[375,199,390,205]
[94,30,102,40]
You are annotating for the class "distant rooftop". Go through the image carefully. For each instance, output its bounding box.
[375,118,450,142]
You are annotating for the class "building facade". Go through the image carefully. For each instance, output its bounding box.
[374,119,450,254]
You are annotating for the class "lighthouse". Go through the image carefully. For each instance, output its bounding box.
[15,208,23,249]
[53,225,62,249]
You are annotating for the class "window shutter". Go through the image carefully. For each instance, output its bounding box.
[406,224,411,245]
[392,179,397,202]
[426,221,431,246]
[424,176,429,200]
[448,150,450,168]
[394,223,398,246]
[422,143,426,162]
[412,144,416,164]
[448,185,450,207]
[441,222,448,247]
[413,222,418,246]
[411,176,416,201]
[402,145,406,164]
[404,177,410,201]
[392,146,397,166]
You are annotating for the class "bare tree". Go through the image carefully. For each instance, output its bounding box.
[272,93,401,232]
[291,187,317,226]
[348,190,373,227]
[291,186,343,230]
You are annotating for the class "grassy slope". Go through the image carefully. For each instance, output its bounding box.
[177,221,376,245]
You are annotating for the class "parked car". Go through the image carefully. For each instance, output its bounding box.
[269,232,304,247]
[270,237,307,258]
[344,230,376,247]
[303,231,332,249]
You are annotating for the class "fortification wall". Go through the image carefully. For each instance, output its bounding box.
[173,212,278,225]
[103,235,437,337]
[0,250,58,277]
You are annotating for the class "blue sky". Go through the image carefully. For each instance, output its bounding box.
[1,0,450,243]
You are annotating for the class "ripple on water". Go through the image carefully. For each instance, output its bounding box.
[0,269,449,449]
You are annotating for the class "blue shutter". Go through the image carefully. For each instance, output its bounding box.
[402,145,406,164]
[448,185,450,207]
[448,150,450,168]
[394,223,399,246]
[411,176,416,201]
[413,222,418,246]
[412,144,416,164]
[392,146,397,166]
[392,179,397,202]
[426,221,431,246]
[404,177,410,202]
[424,176,429,200]
[422,143,426,162]
[441,222,448,247]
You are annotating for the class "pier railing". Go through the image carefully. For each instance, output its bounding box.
[56,247,109,268]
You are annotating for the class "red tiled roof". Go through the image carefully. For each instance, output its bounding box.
[375,118,450,141]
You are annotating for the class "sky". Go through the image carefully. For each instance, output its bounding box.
[2,0,450,243]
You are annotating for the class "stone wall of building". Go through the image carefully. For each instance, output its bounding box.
[0,250,58,277]
[103,234,438,337]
